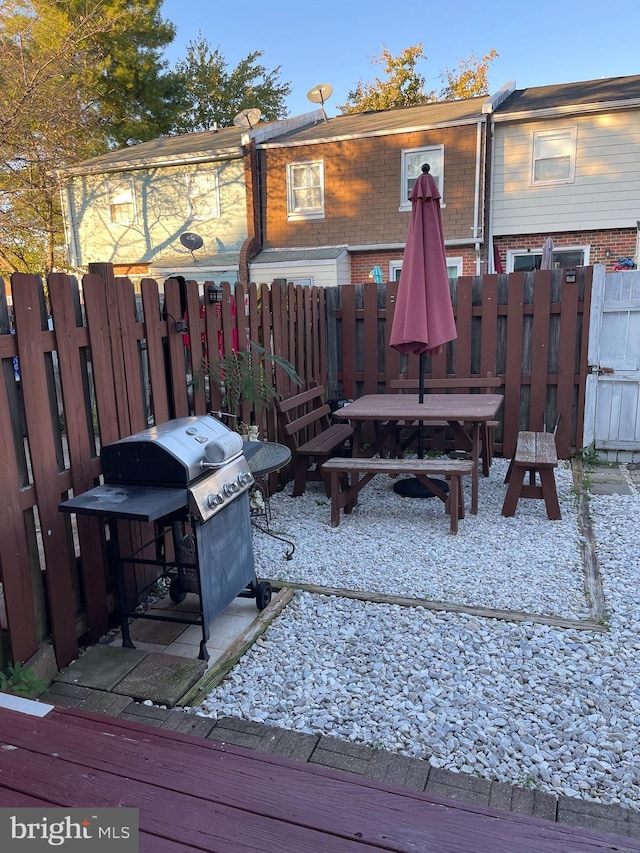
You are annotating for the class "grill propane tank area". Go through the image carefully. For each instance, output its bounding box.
[60,415,272,661]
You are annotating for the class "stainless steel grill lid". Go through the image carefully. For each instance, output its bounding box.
[101,415,243,487]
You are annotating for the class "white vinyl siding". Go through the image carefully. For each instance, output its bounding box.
[71,158,248,268]
[108,178,136,225]
[249,255,350,288]
[400,146,444,211]
[492,111,640,235]
[287,160,324,220]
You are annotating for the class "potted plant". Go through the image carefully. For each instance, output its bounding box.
[206,342,301,437]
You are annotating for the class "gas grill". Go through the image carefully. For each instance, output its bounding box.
[60,415,271,660]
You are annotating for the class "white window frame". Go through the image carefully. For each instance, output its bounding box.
[400,145,444,211]
[286,277,313,286]
[286,160,324,220]
[506,245,590,272]
[107,177,136,226]
[530,127,577,186]
[389,256,462,282]
[187,170,220,220]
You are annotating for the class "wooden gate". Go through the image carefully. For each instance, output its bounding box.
[584,266,640,461]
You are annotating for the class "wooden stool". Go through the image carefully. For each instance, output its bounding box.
[501,431,561,520]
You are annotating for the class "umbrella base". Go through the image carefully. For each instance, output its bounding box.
[393,477,449,499]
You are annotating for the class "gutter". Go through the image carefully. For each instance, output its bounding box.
[56,148,244,178]
[473,120,483,274]
[492,97,640,122]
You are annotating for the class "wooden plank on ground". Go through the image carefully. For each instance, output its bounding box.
[265,581,606,633]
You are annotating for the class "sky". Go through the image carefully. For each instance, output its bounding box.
[159,0,640,119]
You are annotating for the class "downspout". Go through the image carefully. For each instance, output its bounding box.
[488,116,496,273]
[60,178,79,269]
[473,120,483,275]
[239,139,262,286]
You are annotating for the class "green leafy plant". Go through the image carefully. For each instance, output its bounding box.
[206,343,301,425]
[576,442,600,469]
[0,662,47,698]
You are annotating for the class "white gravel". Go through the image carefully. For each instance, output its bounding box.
[192,460,640,812]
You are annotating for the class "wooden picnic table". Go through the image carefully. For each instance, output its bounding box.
[334,393,504,514]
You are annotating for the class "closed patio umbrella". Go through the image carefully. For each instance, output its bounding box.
[541,236,554,270]
[390,163,457,460]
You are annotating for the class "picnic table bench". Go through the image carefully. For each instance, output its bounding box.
[322,457,474,534]
[275,385,354,496]
[501,430,561,520]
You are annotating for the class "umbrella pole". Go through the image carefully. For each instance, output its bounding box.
[393,352,448,498]
[417,352,425,459]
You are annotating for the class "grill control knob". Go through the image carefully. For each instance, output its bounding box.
[206,492,224,509]
[223,482,239,497]
[237,473,253,486]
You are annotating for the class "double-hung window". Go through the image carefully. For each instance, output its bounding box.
[188,170,220,220]
[400,145,444,211]
[287,160,324,219]
[531,128,577,185]
[108,178,136,225]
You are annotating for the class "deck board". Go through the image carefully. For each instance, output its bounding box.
[0,706,638,853]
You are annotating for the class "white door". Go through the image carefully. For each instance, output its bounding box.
[583,266,640,461]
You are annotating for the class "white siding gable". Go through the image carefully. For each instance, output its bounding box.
[492,110,640,236]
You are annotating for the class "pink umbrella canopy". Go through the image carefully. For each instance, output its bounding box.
[390,165,457,358]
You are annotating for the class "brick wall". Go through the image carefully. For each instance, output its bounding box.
[493,229,637,272]
[349,246,481,284]
[262,124,482,250]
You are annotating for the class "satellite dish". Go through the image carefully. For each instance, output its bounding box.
[307,83,333,121]
[233,108,262,129]
[180,232,203,251]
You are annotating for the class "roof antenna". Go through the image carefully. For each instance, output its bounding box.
[306,83,333,122]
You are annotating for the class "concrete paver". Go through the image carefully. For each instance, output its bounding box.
[55,645,147,691]
[112,651,206,707]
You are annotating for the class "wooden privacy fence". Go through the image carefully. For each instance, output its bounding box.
[0,265,327,671]
[327,267,593,460]
[0,263,591,672]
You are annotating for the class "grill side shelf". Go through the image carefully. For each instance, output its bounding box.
[59,484,189,522]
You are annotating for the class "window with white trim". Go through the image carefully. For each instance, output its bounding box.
[188,170,220,220]
[108,178,136,225]
[390,256,462,283]
[400,146,444,211]
[507,245,589,272]
[287,160,324,219]
[531,128,577,185]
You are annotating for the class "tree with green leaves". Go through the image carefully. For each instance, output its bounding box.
[339,44,498,114]
[46,0,179,146]
[170,33,291,132]
[0,0,179,275]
